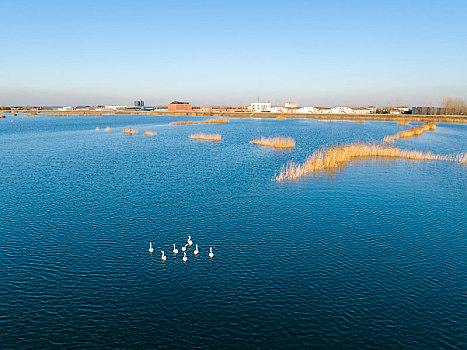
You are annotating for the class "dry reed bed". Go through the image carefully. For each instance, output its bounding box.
[458,152,467,163]
[384,122,436,142]
[144,131,157,136]
[250,136,296,149]
[123,127,139,134]
[397,121,409,125]
[190,132,221,141]
[274,142,458,182]
[276,115,287,120]
[170,118,229,126]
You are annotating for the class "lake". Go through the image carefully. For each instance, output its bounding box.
[1,114,466,349]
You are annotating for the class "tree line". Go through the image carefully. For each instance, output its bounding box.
[441,97,467,115]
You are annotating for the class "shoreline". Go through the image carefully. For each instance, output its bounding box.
[2,110,467,124]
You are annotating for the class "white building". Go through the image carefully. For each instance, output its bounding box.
[271,106,286,113]
[250,103,271,112]
[391,106,411,114]
[297,107,316,114]
[104,105,129,110]
[314,107,332,114]
[352,108,373,114]
[331,106,353,114]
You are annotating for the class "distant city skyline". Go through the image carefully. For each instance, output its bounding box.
[1,0,466,107]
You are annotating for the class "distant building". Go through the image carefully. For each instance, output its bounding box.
[270,106,286,113]
[104,105,129,110]
[134,100,144,107]
[390,106,411,114]
[412,107,446,115]
[154,107,169,111]
[297,107,316,114]
[193,106,213,112]
[331,106,353,114]
[352,107,373,114]
[314,107,332,114]
[41,106,62,110]
[250,103,271,112]
[168,101,192,111]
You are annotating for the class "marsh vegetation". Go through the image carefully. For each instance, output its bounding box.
[250,136,296,149]
[274,142,454,182]
[190,132,221,141]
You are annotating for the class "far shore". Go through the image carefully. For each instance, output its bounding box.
[2,110,467,124]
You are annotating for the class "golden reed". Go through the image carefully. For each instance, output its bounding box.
[170,118,229,126]
[274,142,456,182]
[384,122,436,142]
[143,131,157,136]
[123,127,139,134]
[458,152,467,163]
[276,115,287,120]
[250,136,296,149]
[190,132,221,141]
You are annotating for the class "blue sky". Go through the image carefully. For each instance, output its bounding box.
[1,0,466,106]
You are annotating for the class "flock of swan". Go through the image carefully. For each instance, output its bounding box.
[148,235,214,262]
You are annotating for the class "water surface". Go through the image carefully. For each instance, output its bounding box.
[1,114,466,349]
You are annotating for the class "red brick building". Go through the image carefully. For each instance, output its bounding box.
[168,101,192,111]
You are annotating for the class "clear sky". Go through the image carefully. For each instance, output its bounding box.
[1,0,466,107]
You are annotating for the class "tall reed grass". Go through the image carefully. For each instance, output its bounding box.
[384,122,436,142]
[397,121,409,125]
[457,152,467,163]
[275,142,451,182]
[250,136,296,148]
[143,131,157,136]
[123,127,139,134]
[170,118,229,125]
[190,132,221,141]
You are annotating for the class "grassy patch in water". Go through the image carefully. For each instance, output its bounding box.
[384,122,436,142]
[275,142,454,182]
[190,132,221,141]
[250,136,296,149]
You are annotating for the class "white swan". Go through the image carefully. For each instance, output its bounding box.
[194,244,199,255]
[209,247,214,259]
[181,244,187,252]
[149,242,154,254]
[182,252,188,262]
[161,251,167,261]
[187,235,193,246]
[173,244,178,254]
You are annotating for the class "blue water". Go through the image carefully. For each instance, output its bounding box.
[1,114,466,349]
